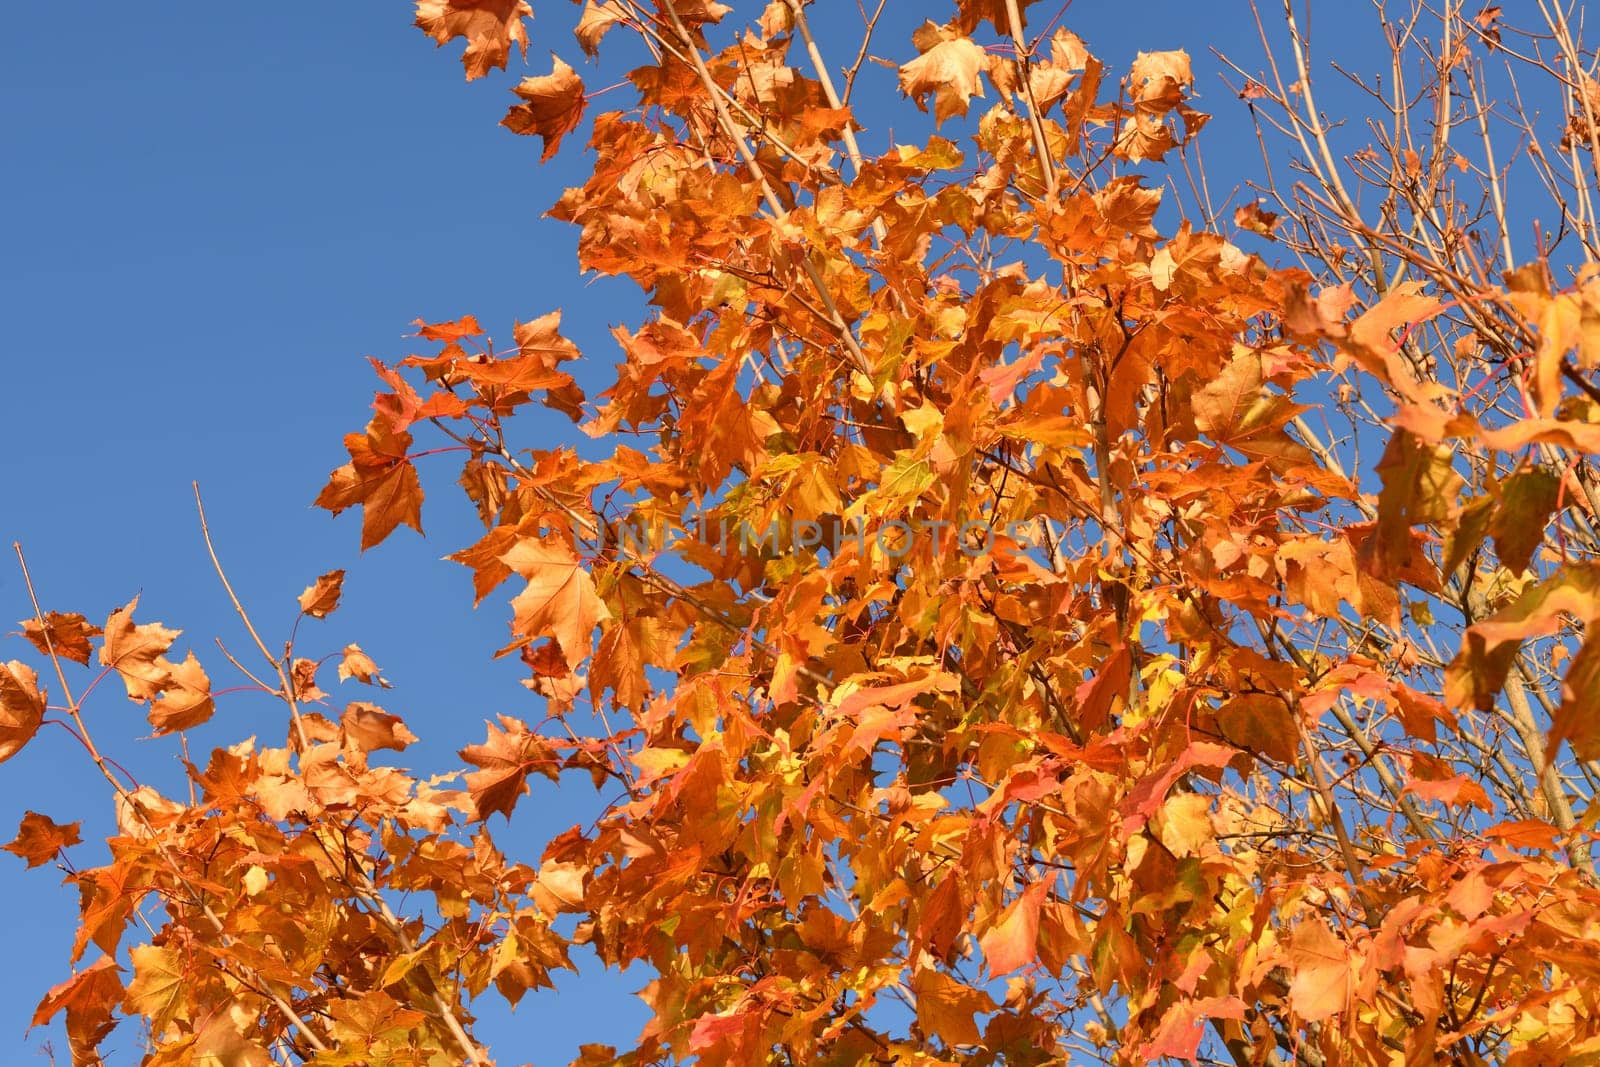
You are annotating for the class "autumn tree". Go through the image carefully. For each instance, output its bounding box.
[8,1,1600,1063]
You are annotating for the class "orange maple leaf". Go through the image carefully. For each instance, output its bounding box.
[1287,919,1351,1021]
[297,569,345,619]
[414,0,531,81]
[99,598,179,702]
[19,611,101,665]
[502,55,587,162]
[459,714,561,820]
[500,535,611,668]
[341,702,418,754]
[30,955,122,1061]
[315,418,425,551]
[3,811,80,868]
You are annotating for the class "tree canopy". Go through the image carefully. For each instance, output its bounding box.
[9,1,1600,1064]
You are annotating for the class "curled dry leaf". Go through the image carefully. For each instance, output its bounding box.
[1115,49,1205,161]
[115,786,188,840]
[0,660,45,764]
[575,0,625,56]
[502,55,587,162]
[145,650,215,734]
[337,643,391,687]
[297,569,346,618]
[341,702,419,754]
[290,658,328,703]
[19,611,101,665]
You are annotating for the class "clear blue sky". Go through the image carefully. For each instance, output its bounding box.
[0,3,1369,1062]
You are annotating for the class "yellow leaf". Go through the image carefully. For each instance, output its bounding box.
[910,968,997,1047]
[124,944,189,1034]
[899,30,987,125]
[242,865,269,896]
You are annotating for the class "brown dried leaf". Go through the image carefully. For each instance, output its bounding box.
[19,611,101,665]
[338,643,392,688]
[297,569,346,618]
[291,658,328,703]
[342,702,419,754]
[0,661,45,764]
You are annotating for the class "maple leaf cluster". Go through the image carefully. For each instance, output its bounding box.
[9,2,1600,1065]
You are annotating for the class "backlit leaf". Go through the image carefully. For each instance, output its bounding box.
[501,535,611,669]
